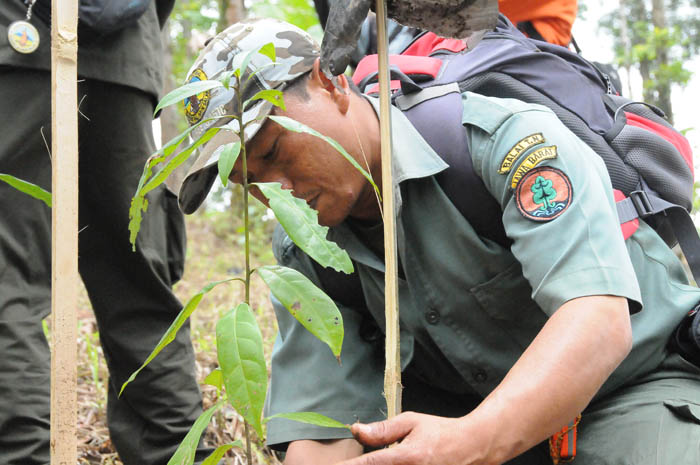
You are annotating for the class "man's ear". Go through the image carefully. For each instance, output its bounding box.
[310,58,351,114]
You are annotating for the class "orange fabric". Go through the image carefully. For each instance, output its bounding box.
[499,0,578,46]
[549,415,581,464]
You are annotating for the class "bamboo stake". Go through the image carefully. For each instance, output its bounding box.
[376,0,402,419]
[50,0,79,463]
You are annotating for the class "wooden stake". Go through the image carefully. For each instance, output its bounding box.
[376,0,402,419]
[50,0,79,463]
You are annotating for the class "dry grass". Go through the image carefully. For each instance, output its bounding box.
[75,201,282,465]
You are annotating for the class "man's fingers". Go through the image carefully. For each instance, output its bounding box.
[350,412,417,447]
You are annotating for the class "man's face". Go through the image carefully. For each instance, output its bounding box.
[229,82,378,227]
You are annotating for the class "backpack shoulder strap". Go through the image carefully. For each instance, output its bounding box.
[396,85,511,248]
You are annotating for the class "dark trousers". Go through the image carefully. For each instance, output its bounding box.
[0,67,211,465]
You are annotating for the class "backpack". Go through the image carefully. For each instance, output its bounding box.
[347,14,699,284]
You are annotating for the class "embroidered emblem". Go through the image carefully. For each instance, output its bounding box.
[184,68,210,125]
[510,145,558,189]
[515,167,572,222]
[499,133,545,174]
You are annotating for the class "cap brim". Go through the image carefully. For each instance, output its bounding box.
[178,100,274,214]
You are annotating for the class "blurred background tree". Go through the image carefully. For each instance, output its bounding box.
[600,0,699,124]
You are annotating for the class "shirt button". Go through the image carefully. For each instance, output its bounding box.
[425,309,440,325]
[473,369,488,383]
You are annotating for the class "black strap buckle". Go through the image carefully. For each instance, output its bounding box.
[630,190,654,219]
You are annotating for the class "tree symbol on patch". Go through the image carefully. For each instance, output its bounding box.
[530,175,566,218]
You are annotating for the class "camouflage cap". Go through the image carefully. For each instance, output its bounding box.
[178,17,320,214]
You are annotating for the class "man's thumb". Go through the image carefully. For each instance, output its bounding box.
[350,413,416,447]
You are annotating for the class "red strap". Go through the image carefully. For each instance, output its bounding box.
[353,54,444,87]
[402,32,467,56]
[614,189,639,239]
[625,112,694,178]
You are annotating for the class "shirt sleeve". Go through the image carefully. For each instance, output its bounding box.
[464,93,643,315]
[264,227,386,450]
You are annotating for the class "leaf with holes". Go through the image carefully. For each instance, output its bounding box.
[217,303,267,439]
[167,401,223,465]
[266,412,349,429]
[255,182,352,274]
[258,265,343,359]
[128,115,233,249]
[268,115,380,200]
[0,174,51,207]
[120,280,232,396]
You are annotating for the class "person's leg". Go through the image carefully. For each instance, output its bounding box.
[0,67,53,465]
[76,78,211,465]
[576,352,700,464]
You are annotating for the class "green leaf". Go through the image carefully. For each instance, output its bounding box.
[268,115,381,200]
[255,183,353,274]
[258,265,344,359]
[203,368,223,393]
[258,42,276,62]
[266,412,349,429]
[128,116,234,250]
[120,280,232,396]
[154,80,223,116]
[216,303,268,439]
[167,401,223,465]
[220,70,237,89]
[200,442,244,465]
[238,47,261,83]
[238,42,277,84]
[0,174,52,207]
[244,89,285,112]
[217,141,241,187]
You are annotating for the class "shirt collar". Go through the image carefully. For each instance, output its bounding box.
[327,96,449,270]
[364,95,449,183]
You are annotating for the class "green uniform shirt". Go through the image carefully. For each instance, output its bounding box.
[265,92,700,447]
[0,0,171,99]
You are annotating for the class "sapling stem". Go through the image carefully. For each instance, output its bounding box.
[236,73,254,465]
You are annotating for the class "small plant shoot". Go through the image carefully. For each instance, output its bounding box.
[123,42,376,464]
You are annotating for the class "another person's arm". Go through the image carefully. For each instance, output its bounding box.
[284,438,363,464]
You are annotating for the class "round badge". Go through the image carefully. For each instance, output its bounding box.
[184,68,210,125]
[515,167,573,222]
[8,21,40,54]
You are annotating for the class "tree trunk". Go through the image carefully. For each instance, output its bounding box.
[651,0,674,122]
[618,0,634,97]
[219,0,246,31]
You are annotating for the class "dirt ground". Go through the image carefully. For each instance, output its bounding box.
[73,206,283,465]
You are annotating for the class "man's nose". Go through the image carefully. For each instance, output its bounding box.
[259,170,293,192]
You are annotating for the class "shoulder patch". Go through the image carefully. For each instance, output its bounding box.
[510,145,558,189]
[499,133,545,174]
[184,68,210,125]
[515,167,572,222]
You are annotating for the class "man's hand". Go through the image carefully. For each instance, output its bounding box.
[335,412,492,465]
[335,295,632,465]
